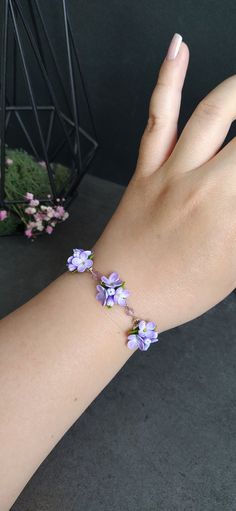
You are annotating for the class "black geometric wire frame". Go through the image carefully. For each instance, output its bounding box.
[0,0,98,210]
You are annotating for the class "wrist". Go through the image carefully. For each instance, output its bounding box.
[91,236,167,335]
[61,268,137,355]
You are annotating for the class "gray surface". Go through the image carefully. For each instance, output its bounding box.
[1,174,236,511]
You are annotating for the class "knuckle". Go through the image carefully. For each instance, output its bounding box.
[156,78,172,90]
[157,77,182,94]
[195,99,224,120]
[146,113,168,133]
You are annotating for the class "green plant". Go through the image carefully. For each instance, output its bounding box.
[0,147,71,237]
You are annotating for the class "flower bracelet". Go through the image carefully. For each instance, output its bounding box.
[66,248,159,352]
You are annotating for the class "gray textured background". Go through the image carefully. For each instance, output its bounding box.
[0,174,235,510]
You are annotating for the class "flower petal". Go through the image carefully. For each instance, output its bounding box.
[101,275,110,286]
[77,263,87,272]
[71,257,81,265]
[138,320,146,331]
[151,336,159,343]
[138,337,151,351]
[79,251,88,261]
[146,321,156,330]
[85,259,93,269]
[127,338,138,350]
[109,272,119,282]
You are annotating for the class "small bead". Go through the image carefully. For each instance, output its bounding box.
[124,305,135,317]
[90,268,102,281]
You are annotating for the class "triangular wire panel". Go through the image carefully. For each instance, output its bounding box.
[5,108,53,159]
[0,0,98,223]
[8,1,49,106]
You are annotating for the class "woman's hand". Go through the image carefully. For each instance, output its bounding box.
[93,34,236,334]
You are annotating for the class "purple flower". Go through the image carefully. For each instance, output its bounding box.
[101,272,123,288]
[127,320,159,351]
[138,320,158,340]
[127,334,152,351]
[113,286,130,307]
[96,284,107,305]
[95,285,116,307]
[67,249,93,272]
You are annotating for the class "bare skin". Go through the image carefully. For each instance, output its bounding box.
[1,35,236,509]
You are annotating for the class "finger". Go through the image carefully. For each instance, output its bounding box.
[167,74,236,174]
[201,133,236,182]
[135,35,190,178]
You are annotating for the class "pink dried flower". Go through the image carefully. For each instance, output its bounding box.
[29,199,39,207]
[6,158,13,165]
[62,211,69,221]
[24,192,34,201]
[35,221,44,231]
[0,210,8,221]
[54,205,65,219]
[34,211,45,221]
[46,225,53,234]
[39,161,46,168]
[27,221,37,228]
[46,207,55,219]
[25,228,33,238]
[25,206,36,215]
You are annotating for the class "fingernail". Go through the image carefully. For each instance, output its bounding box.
[166,33,182,60]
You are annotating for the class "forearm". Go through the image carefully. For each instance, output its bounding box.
[0,251,136,510]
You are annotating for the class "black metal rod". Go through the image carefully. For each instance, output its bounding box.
[9,0,58,199]
[33,0,73,119]
[12,0,17,104]
[0,103,41,158]
[13,0,78,169]
[14,110,40,158]
[46,108,55,152]
[0,105,55,111]
[0,0,9,206]
[62,0,82,173]
[0,0,99,228]
[49,125,74,163]
[28,0,46,69]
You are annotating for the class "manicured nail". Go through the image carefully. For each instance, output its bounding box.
[166,33,182,60]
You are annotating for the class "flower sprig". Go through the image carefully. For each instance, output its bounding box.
[23,192,69,240]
